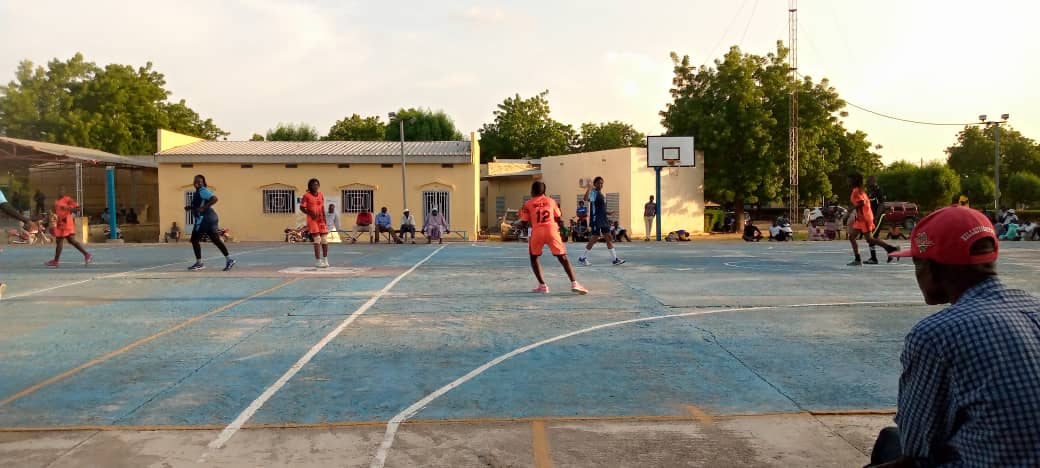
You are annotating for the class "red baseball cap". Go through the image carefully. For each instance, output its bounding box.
[889,205,999,264]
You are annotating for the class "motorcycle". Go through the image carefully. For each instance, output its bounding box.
[770,215,794,241]
[808,205,847,227]
[8,223,51,245]
[284,225,309,243]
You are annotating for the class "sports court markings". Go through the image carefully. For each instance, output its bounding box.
[369,300,891,468]
[4,245,285,300]
[0,278,299,408]
[205,245,446,453]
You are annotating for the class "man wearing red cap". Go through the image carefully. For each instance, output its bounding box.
[868,206,1040,467]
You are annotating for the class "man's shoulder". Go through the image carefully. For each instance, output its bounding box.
[910,282,1040,343]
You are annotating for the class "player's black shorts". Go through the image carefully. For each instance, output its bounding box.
[590,220,611,235]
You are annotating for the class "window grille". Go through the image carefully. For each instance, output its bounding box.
[423,191,450,224]
[263,188,295,214]
[185,191,196,225]
[341,189,373,213]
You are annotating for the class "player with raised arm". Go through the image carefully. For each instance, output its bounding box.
[578,176,625,266]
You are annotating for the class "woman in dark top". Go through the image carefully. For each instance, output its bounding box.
[186,174,235,271]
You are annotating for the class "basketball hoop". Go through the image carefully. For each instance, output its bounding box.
[667,160,679,176]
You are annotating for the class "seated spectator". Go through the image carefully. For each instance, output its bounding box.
[423,208,448,244]
[611,221,630,242]
[868,206,1040,467]
[999,222,1020,241]
[576,201,588,224]
[100,208,111,225]
[326,204,342,232]
[1019,220,1039,241]
[886,225,908,240]
[165,222,182,243]
[399,209,417,243]
[127,208,140,224]
[743,220,763,242]
[375,206,403,244]
[352,210,373,243]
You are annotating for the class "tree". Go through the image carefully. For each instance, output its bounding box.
[325,114,386,140]
[0,53,227,154]
[249,133,265,141]
[385,108,462,142]
[1006,172,1040,207]
[265,122,319,141]
[875,161,919,203]
[576,121,645,152]
[479,91,577,162]
[909,162,961,211]
[960,174,995,207]
[660,43,878,222]
[947,125,1040,194]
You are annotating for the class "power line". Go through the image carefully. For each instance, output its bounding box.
[738,0,761,47]
[701,0,750,67]
[842,101,975,127]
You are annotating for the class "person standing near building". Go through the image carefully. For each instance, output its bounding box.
[0,187,36,300]
[326,203,341,232]
[299,179,329,268]
[521,181,587,294]
[186,174,235,271]
[34,189,46,216]
[867,206,1040,466]
[847,173,899,266]
[643,195,657,241]
[45,187,91,267]
[866,175,886,264]
[578,176,625,266]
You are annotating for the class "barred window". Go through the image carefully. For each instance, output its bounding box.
[342,189,373,213]
[263,188,295,214]
[495,196,505,218]
[423,191,450,224]
[184,191,196,225]
[606,192,620,221]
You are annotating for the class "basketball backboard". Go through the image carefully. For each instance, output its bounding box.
[646,136,695,168]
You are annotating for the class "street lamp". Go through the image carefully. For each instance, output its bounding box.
[388,112,417,212]
[978,113,1010,211]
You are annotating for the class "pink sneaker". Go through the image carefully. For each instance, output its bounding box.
[571,281,588,295]
[532,284,550,294]
[45,260,59,267]
[84,253,93,266]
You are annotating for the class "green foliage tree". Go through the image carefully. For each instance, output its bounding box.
[325,114,386,141]
[576,121,645,152]
[875,161,918,203]
[265,122,319,141]
[960,174,995,206]
[659,43,880,221]
[909,162,961,210]
[249,133,265,141]
[1006,172,1040,207]
[0,53,227,154]
[946,125,1040,194]
[479,91,576,162]
[385,108,462,142]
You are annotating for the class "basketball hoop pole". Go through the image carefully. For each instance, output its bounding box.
[655,166,662,241]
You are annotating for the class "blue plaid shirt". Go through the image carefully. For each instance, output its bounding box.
[896,277,1040,467]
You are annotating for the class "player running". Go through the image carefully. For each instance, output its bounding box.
[186,174,235,271]
[299,178,329,268]
[578,176,625,266]
[519,181,587,294]
[45,187,92,267]
[0,187,36,300]
[847,173,899,266]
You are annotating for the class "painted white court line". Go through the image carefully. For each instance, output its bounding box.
[369,300,889,468]
[6,246,284,299]
[205,245,446,451]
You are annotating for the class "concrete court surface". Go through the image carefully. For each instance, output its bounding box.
[0,239,1037,467]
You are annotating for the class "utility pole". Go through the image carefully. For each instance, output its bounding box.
[389,112,415,211]
[978,113,1009,211]
[788,0,799,223]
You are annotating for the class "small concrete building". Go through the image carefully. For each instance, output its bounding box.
[480,159,542,231]
[156,130,480,242]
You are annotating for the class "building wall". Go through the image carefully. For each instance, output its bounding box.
[540,148,704,237]
[484,177,537,231]
[159,161,479,242]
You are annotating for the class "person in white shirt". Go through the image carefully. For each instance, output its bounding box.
[326,204,342,232]
[399,208,417,243]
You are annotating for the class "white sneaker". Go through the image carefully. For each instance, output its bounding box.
[321,258,330,268]
[315,259,324,268]
[0,283,6,301]
[578,257,590,266]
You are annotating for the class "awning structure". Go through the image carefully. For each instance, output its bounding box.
[0,136,157,171]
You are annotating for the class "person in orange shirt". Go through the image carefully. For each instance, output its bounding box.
[520,181,587,294]
[299,178,329,268]
[45,187,91,267]
[847,173,899,266]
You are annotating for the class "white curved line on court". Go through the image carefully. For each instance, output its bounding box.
[370,300,889,468]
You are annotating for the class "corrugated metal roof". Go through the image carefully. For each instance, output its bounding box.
[480,169,542,180]
[0,136,157,168]
[158,140,471,157]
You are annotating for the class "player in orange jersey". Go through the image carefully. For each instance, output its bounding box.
[300,178,330,268]
[519,181,587,294]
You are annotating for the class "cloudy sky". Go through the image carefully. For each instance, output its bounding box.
[1,0,1036,164]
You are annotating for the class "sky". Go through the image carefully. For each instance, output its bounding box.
[1,0,1037,164]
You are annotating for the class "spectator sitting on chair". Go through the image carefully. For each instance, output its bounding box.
[326,204,341,232]
[165,222,181,243]
[399,208,417,244]
[352,210,373,244]
[742,219,763,242]
[375,206,403,244]
[576,201,588,225]
[1019,220,1039,241]
[423,208,448,244]
[868,206,1040,467]
[611,221,630,242]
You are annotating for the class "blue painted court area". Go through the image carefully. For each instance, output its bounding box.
[1,240,1038,433]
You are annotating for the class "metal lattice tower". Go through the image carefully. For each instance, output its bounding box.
[788,0,799,222]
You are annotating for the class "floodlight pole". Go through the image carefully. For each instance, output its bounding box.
[655,167,662,241]
[105,166,118,240]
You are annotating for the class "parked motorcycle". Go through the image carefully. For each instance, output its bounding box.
[284,225,309,243]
